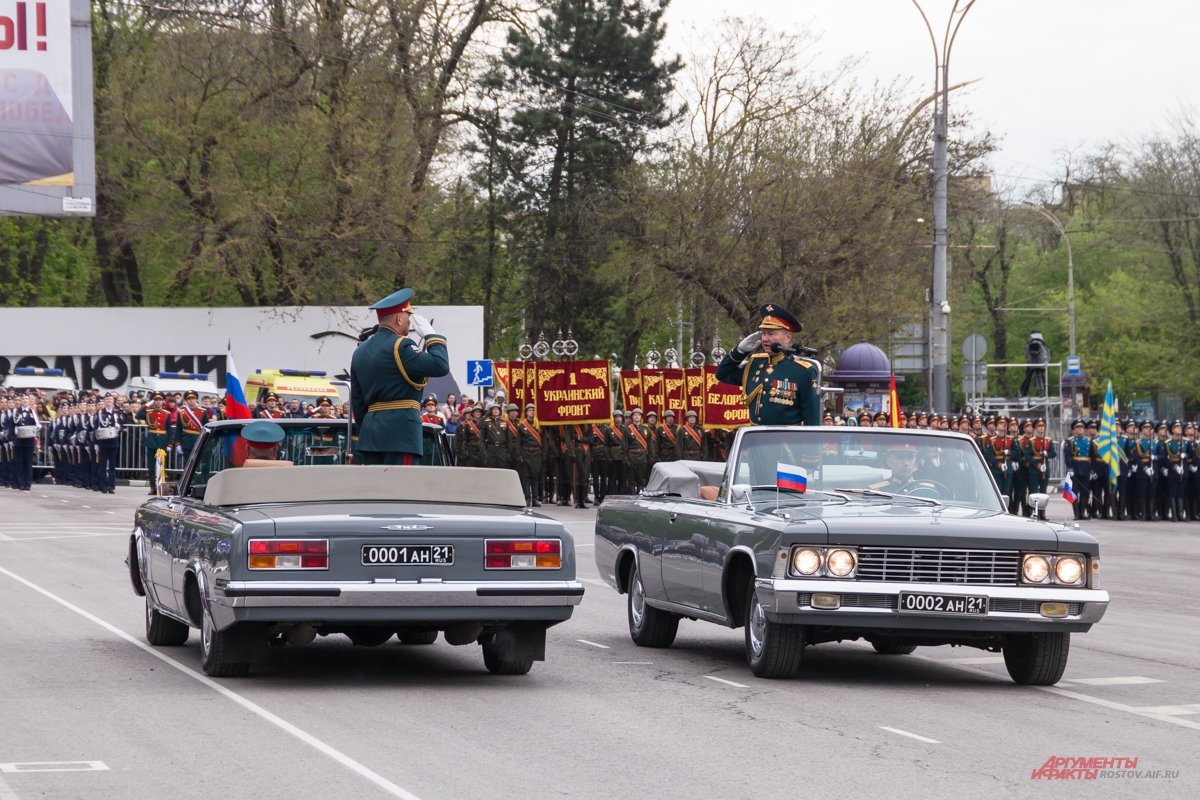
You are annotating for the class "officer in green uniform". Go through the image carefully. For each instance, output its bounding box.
[456,406,485,466]
[350,288,449,465]
[608,409,629,495]
[626,408,651,492]
[482,403,510,469]
[677,409,706,460]
[656,409,680,463]
[716,303,820,426]
[589,418,611,503]
[517,404,543,506]
[175,390,207,464]
[569,424,592,507]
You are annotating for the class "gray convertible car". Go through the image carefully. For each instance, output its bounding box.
[595,426,1109,684]
[127,418,583,677]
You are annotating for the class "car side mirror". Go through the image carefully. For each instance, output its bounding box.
[159,482,178,497]
[1028,492,1049,512]
[730,483,752,505]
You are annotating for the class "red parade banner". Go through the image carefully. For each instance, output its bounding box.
[703,365,750,429]
[640,368,664,416]
[663,368,686,417]
[508,360,527,411]
[493,361,511,399]
[685,368,706,415]
[533,359,613,425]
[620,370,642,413]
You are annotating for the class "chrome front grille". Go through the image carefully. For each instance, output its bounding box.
[856,547,1020,585]
[795,594,1082,615]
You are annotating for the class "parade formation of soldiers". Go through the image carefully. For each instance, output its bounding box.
[452,398,728,509]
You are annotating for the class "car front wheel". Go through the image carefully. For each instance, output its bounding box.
[745,578,803,678]
[1003,632,1070,685]
[200,604,252,678]
[627,561,679,648]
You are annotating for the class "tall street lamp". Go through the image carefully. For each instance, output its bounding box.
[913,0,977,413]
[1024,203,1076,356]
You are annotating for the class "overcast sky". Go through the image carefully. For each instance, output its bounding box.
[661,0,1200,194]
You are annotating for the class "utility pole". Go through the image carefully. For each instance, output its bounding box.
[913,0,976,414]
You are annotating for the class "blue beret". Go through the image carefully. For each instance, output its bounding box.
[242,420,285,444]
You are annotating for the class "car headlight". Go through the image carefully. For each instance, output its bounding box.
[826,548,857,577]
[1022,554,1050,583]
[1055,556,1084,585]
[792,548,822,576]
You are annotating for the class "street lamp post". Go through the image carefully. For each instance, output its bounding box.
[913,0,977,414]
[1025,203,1076,356]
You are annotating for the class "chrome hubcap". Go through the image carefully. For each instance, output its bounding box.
[630,575,646,630]
[749,595,767,658]
[201,607,213,656]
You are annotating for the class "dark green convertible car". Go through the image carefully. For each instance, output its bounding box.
[595,426,1109,684]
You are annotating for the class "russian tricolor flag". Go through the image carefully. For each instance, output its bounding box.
[777,462,808,493]
[224,343,252,420]
[1062,473,1077,504]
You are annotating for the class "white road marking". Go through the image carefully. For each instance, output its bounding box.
[576,639,610,649]
[919,654,1200,732]
[1067,676,1163,686]
[613,661,653,665]
[0,772,18,800]
[81,506,91,510]
[579,577,608,587]
[0,762,108,773]
[704,676,749,689]
[573,543,594,548]
[0,565,423,800]
[0,534,127,542]
[1134,704,1200,716]
[0,533,12,541]
[105,511,116,515]
[880,726,941,744]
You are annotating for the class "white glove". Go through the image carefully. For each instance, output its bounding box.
[736,331,761,355]
[174,445,183,457]
[1144,466,1153,477]
[408,313,435,340]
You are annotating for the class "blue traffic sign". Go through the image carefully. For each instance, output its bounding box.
[467,359,493,387]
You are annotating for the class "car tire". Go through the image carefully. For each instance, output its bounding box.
[346,628,394,647]
[872,642,917,655]
[145,594,189,647]
[744,577,803,679]
[1002,632,1070,685]
[481,640,534,675]
[627,561,679,648]
[398,631,438,645]
[200,604,252,678]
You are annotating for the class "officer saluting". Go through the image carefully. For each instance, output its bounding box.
[716,303,821,426]
[350,288,449,465]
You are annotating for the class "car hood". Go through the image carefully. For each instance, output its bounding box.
[783,503,1095,553]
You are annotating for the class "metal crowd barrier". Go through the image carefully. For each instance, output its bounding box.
[32,423,186,481]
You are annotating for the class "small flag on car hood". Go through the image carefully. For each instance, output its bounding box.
[777,462,808,493]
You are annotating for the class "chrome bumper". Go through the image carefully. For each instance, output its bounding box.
[214,578,585,608]
[756,578,1109,629]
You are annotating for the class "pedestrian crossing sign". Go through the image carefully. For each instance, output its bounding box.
[467,359,493,387]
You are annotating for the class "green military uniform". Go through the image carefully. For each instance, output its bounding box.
[589,421,611,502]
[175,392,207,462]
[482,407,510,469]
[715,303,821,426]
[607,411,629,495]
[656,410,680,463]
[625,409,651,492]
[517,405,543,506]
[456,411,485,466]
[677,411,706,460]
[569,424,591,507]
[350,288,449,464]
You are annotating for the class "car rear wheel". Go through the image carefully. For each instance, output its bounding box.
[398,631,438,645]
[481,639,534,675]
[145,594,189,647]
[745,577,803,678]
[872,642,917,655]
[346,628,394,647]
[627,561,679,648]
[1003,632,1070,685]
[200,604,252,678]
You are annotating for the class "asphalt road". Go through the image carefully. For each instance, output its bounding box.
[1,486,1197,800]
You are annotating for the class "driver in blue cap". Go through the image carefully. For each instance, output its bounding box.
[350,288,449,465]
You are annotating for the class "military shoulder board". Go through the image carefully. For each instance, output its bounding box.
[793,356,818,370]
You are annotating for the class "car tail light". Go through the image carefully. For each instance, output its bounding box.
[248,539,329,570]
[484,539,561,570]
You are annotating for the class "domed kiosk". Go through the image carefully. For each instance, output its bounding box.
[826,340,903,419]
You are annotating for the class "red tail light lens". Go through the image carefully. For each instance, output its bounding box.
[248,539,329,570]
[484,539,562,569]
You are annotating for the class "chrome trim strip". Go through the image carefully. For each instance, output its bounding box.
[214,579,585,608]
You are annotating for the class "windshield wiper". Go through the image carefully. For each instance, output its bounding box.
[832,488,942,506]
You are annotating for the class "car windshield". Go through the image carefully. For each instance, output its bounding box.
[187,423,352,495]
[728,428,1003,511]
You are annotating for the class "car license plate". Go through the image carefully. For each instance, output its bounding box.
[361,544,454,566]
[898,592,987,615]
